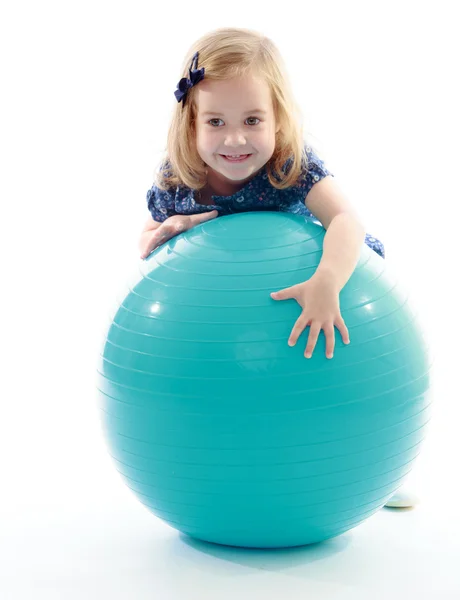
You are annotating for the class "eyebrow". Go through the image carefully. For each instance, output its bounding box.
[201,109,267,117]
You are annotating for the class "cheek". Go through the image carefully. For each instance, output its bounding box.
[195,131,209,151]
[198,132,221,152]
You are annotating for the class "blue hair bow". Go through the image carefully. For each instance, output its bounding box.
[174,51,205,105]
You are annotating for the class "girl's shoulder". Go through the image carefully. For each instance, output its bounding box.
[277,145,334,200]
[299,145,333,182]
[146,165,178,222]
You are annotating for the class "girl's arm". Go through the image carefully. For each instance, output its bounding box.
[139,216,163,257]
[304,176,366,292]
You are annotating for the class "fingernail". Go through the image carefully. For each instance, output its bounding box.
[305,353,311,358]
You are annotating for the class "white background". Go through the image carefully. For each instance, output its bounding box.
[1,1,459,598]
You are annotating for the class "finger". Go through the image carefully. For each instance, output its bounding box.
[324,323,336,359]
[141,212,219,258]
[336,316,350,344]
[189,210,219,225]
[142,227,171,257]
[271,284,299,301]
[288,314,309,346]
[304,322,322,358]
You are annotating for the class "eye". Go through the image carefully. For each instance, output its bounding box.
[208,117,261,127]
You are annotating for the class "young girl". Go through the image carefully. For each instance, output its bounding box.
[138,27,418,509]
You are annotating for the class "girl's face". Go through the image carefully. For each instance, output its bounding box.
[194,74,280,195]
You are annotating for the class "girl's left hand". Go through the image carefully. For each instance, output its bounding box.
[270,275,350,359]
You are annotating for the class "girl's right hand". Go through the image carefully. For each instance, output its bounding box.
[140,210,219,259]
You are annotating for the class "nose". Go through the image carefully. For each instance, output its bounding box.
[223,130,247,148]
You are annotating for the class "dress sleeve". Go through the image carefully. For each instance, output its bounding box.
[146,185,177,222]
[296,146,334,197]
[146,185,177,223]
[296,148,386,259]
[146,159,178,222]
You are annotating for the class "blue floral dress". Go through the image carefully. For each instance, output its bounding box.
[146,146,385,258]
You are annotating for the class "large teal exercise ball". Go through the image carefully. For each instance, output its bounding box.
[97,212,432,549]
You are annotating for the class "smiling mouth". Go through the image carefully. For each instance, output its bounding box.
[220,154,252,162]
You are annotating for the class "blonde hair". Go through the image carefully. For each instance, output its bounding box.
[155,27,310,192]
